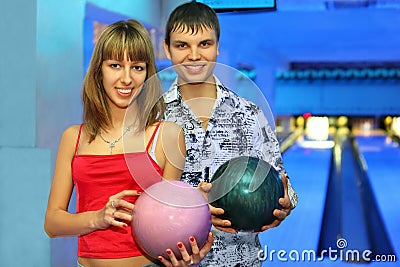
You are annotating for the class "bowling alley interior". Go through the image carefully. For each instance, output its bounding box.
[1,0,399,266]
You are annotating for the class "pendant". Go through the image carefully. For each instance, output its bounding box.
[109,141,116,154]
[109,141,116,148]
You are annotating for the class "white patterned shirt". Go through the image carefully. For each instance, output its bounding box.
[163,76,298,267]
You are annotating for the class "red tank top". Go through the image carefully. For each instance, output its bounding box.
[72,123,163,258]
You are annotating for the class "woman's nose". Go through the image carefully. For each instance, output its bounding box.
[120,68,132,84]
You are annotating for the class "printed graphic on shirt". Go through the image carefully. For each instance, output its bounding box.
[159,61,298,266]
[163,76,292,267]
[164,80,282,187]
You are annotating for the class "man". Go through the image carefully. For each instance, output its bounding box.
[162,1,298,266]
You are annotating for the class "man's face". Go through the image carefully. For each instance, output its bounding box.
[164,26,219,85]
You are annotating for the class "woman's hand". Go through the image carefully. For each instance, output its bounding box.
[95,190,141,229]
[158,232,214,267]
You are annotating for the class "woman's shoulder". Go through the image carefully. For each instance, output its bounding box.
[59,124,83,144]
[148,121,181,131]
[159,121,183,134]
[160,120,181,128]
[148,121,183,141]
[55,124,83,156]
[63,124,82,137]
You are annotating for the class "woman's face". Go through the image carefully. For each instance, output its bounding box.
[101,52,147,110]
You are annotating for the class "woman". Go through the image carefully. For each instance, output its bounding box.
[44,20,213,267]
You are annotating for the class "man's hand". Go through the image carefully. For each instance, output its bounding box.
[198,182,237,234]
[260,174,292,232]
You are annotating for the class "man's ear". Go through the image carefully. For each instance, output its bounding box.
[163,40,171,60]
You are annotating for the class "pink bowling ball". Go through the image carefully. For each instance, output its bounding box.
[132,180,211,260]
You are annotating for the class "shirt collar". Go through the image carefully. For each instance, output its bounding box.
[163,75,225,104]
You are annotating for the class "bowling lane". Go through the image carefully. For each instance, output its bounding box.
[259,138,333,266]
[259,131,399,267]
[354,133,400,265]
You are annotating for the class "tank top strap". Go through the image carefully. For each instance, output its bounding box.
[74,124,84,155]
[146,121,162,152]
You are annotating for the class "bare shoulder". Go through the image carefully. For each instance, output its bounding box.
[160,121,182,131]
[157,121,186,169]
[62,125,82,140]
[159,121,183,137]
[58,125,82,153]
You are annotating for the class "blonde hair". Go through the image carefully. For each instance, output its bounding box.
[82,20,164,142]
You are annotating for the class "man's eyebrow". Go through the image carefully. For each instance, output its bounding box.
[200,38,215,43]
[172,38,215,44]
[172,40,187,44]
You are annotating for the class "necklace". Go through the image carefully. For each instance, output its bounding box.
[98,125,132,154]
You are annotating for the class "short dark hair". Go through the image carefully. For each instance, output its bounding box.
[165,1,220,46]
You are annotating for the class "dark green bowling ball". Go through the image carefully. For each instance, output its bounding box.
[209,156,284,232]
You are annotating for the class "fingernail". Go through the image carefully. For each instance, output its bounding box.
[137,191,142,195]
[177,242,183,248]
[189,236,195,242]
[166,249,172,255]
[158,256,163,261]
